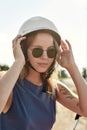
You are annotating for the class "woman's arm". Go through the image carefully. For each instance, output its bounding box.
[0,35,26,113]
[57,40,87,117]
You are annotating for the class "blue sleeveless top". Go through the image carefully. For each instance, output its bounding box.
[0,79,56,130]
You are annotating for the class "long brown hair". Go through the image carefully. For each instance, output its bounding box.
[19,30,61,94]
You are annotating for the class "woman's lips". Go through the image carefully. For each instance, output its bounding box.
[38,63,48,68]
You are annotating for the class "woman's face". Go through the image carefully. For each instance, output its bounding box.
[27,32,55,73]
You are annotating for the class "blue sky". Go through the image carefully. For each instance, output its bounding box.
[0,0,87,70]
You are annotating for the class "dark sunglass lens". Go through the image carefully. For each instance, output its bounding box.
[32,48,43,58]
[47,48,56,58]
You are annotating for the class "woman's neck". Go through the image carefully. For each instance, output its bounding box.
[26,68,43,86]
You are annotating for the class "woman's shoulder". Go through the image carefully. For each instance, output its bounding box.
[2,79,25,114]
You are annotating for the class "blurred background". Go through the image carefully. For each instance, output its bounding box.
[0,0,87,68]
[0,0,87,129]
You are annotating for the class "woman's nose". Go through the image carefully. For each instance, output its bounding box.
[41,50,48,59]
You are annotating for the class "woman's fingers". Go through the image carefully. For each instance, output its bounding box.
[12,35,26,63]
[12,35,26,48]
[60,39,72,52]
[65,39,72,50]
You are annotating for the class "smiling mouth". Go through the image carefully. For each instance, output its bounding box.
[38,63,49,67]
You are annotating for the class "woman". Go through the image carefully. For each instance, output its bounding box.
[0,16,87,130]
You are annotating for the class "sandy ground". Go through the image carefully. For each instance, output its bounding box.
[52,78,87,130]
[52,102,87,130]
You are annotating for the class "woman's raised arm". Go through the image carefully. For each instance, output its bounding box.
[0,35,26,113]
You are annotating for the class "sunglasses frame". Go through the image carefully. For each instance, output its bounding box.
[30,46,57,58]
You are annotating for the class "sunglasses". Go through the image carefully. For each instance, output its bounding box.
[30,46,57,58]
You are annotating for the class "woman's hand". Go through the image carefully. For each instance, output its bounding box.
[57,40,76,70]
[12,35,26,64]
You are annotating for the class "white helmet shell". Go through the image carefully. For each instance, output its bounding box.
[18,16,61,44]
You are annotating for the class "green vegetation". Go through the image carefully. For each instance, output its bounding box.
[0,64,9,71]
[58,69,69,79]
[82,67,87,80]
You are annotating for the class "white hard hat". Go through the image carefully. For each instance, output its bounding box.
[18,16,61,44]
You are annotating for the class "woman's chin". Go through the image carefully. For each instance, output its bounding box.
[36,68,48,73]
